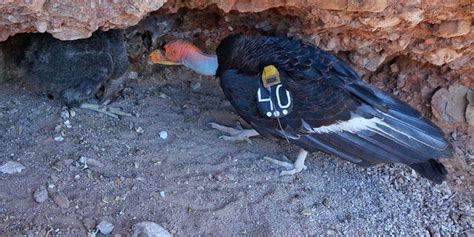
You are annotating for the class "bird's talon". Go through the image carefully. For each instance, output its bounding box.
[264,150,309,176]
[209,122,259,143]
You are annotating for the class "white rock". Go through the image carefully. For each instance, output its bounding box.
[0,161,26,174]
[33,185,48,203]
[132,221,172,237]
[97,220,114,235]
[64,119,72,129]
[79,156,105,168]
[136,126,145,134]
[159,131,168,140]
[54,135,64,142]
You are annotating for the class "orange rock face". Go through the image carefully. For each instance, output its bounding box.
[2,0,471,84]
[0,0,166,41]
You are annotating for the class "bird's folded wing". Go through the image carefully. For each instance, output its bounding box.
[279,50,452,165]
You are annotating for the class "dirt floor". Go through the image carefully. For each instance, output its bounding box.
[0,61,472,235]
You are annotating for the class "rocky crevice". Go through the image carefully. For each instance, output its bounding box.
[1,0,473,132]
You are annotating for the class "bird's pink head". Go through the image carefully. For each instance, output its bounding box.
[149,40,218,76]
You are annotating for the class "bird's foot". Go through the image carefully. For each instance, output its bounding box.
[100,73,130,106]
[79,103,132,119]
[263,149,309,175]
[209,122,260,144]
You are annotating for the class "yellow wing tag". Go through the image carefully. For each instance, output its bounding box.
[257,65,293,118]
[261,65,281,88]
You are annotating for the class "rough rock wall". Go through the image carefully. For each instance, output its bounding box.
[0,0,166,40]
[1,0,473,130]
[1,1,472,81]
[163,0,473,86]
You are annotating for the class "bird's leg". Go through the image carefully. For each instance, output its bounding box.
[100,73,129,106]
[79,103,132,119]
[264,149,308,175]
[78,73,132,119]
[209,121,260,143]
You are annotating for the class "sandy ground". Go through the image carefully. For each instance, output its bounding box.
[0,65,472,236]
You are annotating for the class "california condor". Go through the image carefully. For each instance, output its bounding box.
[149,35,452,184]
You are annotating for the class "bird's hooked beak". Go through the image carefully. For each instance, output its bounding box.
[148,49,181,65]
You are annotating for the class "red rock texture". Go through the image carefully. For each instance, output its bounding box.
[1,0,471,81]
[1,0,473,128]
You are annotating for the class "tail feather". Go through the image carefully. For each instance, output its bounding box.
[409,159,448,184]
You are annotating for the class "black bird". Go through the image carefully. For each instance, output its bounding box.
[1,30,131,118]
[149,35,452,183]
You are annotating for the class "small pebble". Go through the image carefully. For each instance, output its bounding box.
[79,156,104,168]
[136,126,145,134]
[159,191,166,198]
[132,221,171,237]
[52,192,70,208]
[159,131,168,140]
[33,186,48,203]
[64,120,72,129]
[0,161,26,174]
[70,110,76,117]
[301,208,313,216]
[54,135,64,142]
[128,71,139,80]
[97,220,114,235]
[191,82,201,92]
[74,174,80,180]
[60,110,70,119]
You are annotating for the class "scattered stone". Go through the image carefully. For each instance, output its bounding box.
[52,192,70,208]
[60,110,70,119]
[301,208,313,216]
[79,156,105,168]
[159,191,166,198]
[70,110,76,117]
[159,131,168,140]
[0,161,26,174]
[33,186,48,203]
[128,71,139,80]
[97,220,114,235]
[64,119,72,129]
[131,221,172,237]
[190,81,201,92]
[54,135,65,142]
[136,126,145,134]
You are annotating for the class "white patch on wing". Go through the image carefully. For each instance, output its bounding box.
[310,116,384,134]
